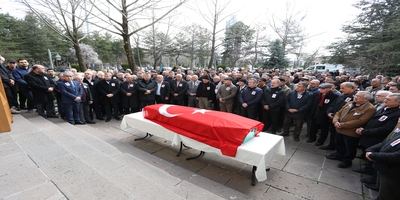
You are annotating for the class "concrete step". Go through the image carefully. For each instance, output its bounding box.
[16,114,225,199]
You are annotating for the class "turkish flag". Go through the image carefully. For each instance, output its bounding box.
[143,104,264,157]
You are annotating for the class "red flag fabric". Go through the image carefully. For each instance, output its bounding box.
[143,104,264,157]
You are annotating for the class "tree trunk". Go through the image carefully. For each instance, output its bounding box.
[73,42,86,71]
[121,2,135,71]
[207,16,217,69]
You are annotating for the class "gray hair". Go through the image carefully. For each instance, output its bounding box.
[388,93,400,102]
[342,82,355,90]
[64,71,74,77]
[358,91,373,100]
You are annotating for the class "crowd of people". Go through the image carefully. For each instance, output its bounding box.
[1,55,399,200]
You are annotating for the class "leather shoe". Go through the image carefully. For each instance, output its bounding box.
[86,121,96,124]
[306,139,316,143]
[314,142,323,146]
[326,153,342,161]
[319,145,335,150]
[74,121,86,125]
[364,183,379,191]
[97,117,105,120]
[352,168,374,175]
[105,118,111,122]
[294,136,300,142]
[337,162,352,168]
[47,115,59,118]
[360,177,376,185]
[280,133,289,136]
[115,117,121,121]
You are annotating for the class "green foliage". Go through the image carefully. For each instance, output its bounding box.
[222,21,255,67]
[0,13,70,65]
[327,0,400,74]
[70,64,80,72]
[121,62,129,70]
[217,64,228,70]
[263,39,289,69]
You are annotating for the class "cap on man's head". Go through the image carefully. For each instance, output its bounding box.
[201,76,209,80]
[259,78,267,82]
[319,83,333,89]
[239,78,248,84]
[224,77,233,81]
[300,77,309,80]
[7,59,16,63]
[59,68,66,72]
[204,70,210,73]
[278,78,286,82]
[64,71,74,77]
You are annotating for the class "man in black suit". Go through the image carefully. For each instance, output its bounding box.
[136,72,157,109]
[365,129,400,199]
[170,74,187,105]
[155,75,170,104]
[307,83,339,145]
[354,93,400,187]
[120,74,139,114]
[97,72,120,122]
[24,65,57,118]
[84,70,103,120]
[75,74,96,124]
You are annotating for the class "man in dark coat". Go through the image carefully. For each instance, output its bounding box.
[170,74,187,105]
[365,130,400,200]
[24,65,57,118]
[57,71,84,125]
[97,72,121,122]
[308,83,340,145]
[155,75,170,104]
[84,70,103,120]
[239,78,263,120]
[120,74,139,114]
[196,76,216,109]
[353,93,400,185]
[261,79,286,134]
[281,82,313,142]
[136,72,157,109]
[321,82,357,150]
[75,74,96,124]
[0,60,20,114]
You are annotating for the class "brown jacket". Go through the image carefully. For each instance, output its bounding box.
[333,101,376,138]
[216,83,237,104]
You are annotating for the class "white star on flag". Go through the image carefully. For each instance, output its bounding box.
[192,109,208,114]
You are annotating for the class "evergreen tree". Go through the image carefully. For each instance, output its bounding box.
[0,14,26,60]
[327,0,400,74]
[264,39,288,69]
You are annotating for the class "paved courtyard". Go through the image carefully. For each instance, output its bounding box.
[1,112,379,199]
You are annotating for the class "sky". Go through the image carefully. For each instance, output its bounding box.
[0,0,360,60]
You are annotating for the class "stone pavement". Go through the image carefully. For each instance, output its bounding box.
[1,112,379,199]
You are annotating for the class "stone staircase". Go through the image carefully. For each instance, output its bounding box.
[3,114,228,199]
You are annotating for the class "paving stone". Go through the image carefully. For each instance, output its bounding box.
[0,153,35,177]
[4,181,66,200]
[269,171,317,199]
[0,165,47,198]
[12,131,71,165]
[283,150,324,180]
[314,182,363,200]
[172,180,226,200]
[319,164,362,195]
[197,163,236,184]
[0,141,24,158]
[225,174,268,199]
[186,173,252,200]
[0,133,13,145]
[45,123,122,157]
[8,115,40,135]
[297,142,327,156]
[40,155,134,199]
[262,186,303,200]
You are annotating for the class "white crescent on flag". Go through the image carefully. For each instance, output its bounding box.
[158,105,182,118]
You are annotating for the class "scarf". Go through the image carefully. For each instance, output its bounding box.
[317,91,331,107]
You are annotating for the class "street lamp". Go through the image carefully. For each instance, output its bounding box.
[48,49,62,69]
